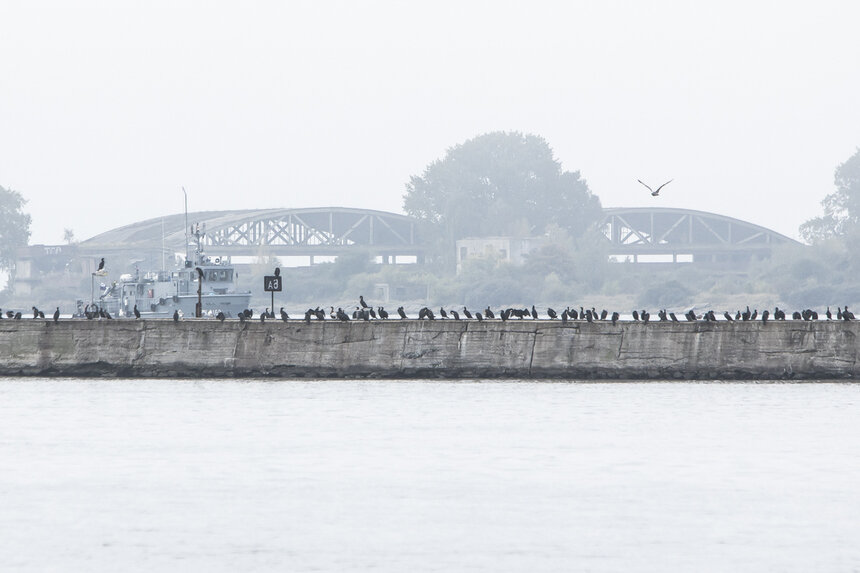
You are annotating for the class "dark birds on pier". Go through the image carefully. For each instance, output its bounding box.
[440,307,448,319]
[561,309,568,323]
[792,311,802,320]
[669,312,678,322]
[600,309,608,321]
[735,310,742,321]
[378,307,389,320]
[844,306,855,320]
[826,307,832,320]
[476,312,483,322]
[14,312,21,320]
[724,311,734,322]
[133,305,141,319]
[569,308,578,320]
[585,310,594,323]
[451,310,460,320]
[173,309,179,322]
[337,308,350,321]
[611,312,620,325]
[837,307,843,320]
[260,313,266,323]
[369,307,377,319]
[632,310,640,321]
[302,311,310,324]
[97,258,105,272]
[547,308,558,319]
[53,307,60,322]
[762,310,770,323]
[280,307,289,321]
[501,308,510,321]
[484,307,495,319]
[641,311,650,323]
[685,310,696,322]
[359,295,368,309]
[742,306,751,321]
[217,312,225,322]
[32,306,40,319]
[463,307,473,319]
[531,305,538,320]
[397,306,407,319]
[638,179,673,197]
[750,310,758,321]
[238,312,247,323]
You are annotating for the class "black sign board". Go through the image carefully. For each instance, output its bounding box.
[263,275,282,292]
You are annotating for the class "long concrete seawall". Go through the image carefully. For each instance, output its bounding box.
[0,319,858,379]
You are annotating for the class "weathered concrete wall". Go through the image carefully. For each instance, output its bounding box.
[0,319,857,379]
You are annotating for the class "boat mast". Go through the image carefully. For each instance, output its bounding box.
[182,186,189,265]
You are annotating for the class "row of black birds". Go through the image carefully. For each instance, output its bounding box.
[4,299,857,324]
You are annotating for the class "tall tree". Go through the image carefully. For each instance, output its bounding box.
[0,185,31,271]
[800,147,860,243]
[403,132,602,265]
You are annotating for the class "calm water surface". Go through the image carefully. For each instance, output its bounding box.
[1,379,859,572]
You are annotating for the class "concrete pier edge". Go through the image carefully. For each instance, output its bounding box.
[0,319,857,380]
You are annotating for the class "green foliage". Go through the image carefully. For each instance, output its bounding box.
[403,132,602,267]
[0,185,32,271]
[800,147,860,242]
[637,279,694,309]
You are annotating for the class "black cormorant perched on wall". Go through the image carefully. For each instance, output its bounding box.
[484,307,495,319]
[611,311,620,325]
[463,307,473,319]
[762,309,769,323]
[217,311,226,322]
[531,305,538,320]
[53,307,60,322]
[685,310,696,322]
[359,295,368,309]
[173,309,179,322]
[669,312,678,322]
[632,310,640,321]
[600,309,608,321]
[14,312,21,320]
[724,311,734,322]
[440,307,448,319]
[451,310,460,320]
[826,307,832,320]
[547,308,557,319]
[750,309,758,320]
[561,310,568,323]
[133,305,141,319]
[378,307,389,319]
[97,258,105,272]
[32,306,40,319]
[397,306,407,319]
[475,312,483,321]
[280,307,289,321]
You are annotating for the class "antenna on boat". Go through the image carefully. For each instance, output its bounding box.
[182,186,189,266]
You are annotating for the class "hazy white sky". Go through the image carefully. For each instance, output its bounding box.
[1,0,858,245]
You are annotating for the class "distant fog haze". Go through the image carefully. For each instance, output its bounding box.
[1,0,858,244]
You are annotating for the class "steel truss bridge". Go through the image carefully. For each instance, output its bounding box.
[78,206,800,264]
[81,207,424,262]
[601,207,801,263]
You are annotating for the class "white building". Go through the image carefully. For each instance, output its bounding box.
[455,236,546,273]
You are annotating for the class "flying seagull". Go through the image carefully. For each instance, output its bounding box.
[638,179,673,196]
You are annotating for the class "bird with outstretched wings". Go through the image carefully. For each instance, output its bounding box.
[638,179,673,196]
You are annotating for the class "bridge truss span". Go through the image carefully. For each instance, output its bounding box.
[601,207,801,264]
